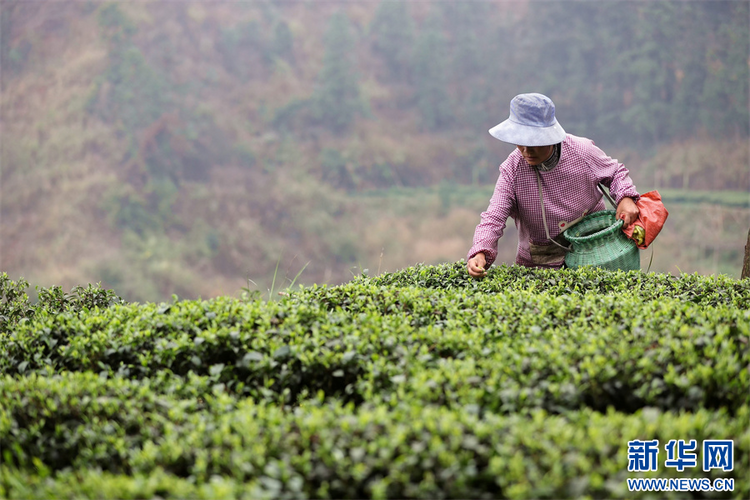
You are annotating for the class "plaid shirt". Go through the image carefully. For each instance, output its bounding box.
[468,134,640,268]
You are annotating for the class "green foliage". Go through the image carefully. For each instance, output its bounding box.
[80,1,749,149]
[216,17,293,77]
[1,374,748,498]
[217,20,268,78]
[2,40,32,78]
[369,1,414,81]
[2,265,749,410]
[319,147,354,190]
[103,187,158,236]
[1,265,749,497]
[97,3,136,35]
[0,466,255,500]
[4,0,750,492]
[34,283,124,316]
[656,189,750,208]
[364,262,750,308]
[0,274,123,334]
[233,143,257,169]
[312,11,363,135]
[271,97,314,135]
[413,10,453,132]
[272,21,294,64]
[620,3,680,144]
[441,3,487,79]
[523,1,748,147]
[89,5,169,133]
[0,7,17,78]
[0,275,32,332]
[699,2,750,138]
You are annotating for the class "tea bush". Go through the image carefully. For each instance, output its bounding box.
[359,262,750,309]
[1,263,748,498]
[0,274,123,334]
[2,375,748,498]
[2,286,747,413]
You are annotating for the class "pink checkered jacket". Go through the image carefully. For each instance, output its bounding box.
[468,134,640,269]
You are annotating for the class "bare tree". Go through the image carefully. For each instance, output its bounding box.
[742,228,750,279]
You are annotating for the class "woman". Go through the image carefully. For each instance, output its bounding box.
[467,93,640,277]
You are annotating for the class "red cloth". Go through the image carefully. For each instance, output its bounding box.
[622,191,668,249]
[467,134,640,268]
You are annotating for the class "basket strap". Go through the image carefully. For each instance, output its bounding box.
[534,167,572,252]
[598,183,617,209]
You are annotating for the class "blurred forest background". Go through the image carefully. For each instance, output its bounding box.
[1,0,748,302]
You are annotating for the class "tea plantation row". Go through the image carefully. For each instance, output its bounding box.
[3,371,747,499]
[3,277,748,413]
[1,263,748,498]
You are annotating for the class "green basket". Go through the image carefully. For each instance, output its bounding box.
[563,210,640,271]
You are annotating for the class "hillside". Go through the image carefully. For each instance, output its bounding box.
[0,1,748,302]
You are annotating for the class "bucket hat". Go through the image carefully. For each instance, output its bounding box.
[489,93,566,147]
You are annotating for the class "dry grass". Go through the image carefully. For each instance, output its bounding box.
[1,2,746,302]
[0,10,119,291]
[643,138,750,191]
[357,191,518,276]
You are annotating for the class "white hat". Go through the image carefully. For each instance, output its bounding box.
[489,93,567,146]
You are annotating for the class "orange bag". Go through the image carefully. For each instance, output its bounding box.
[622,191,669,249]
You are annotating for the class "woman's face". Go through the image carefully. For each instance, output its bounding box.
[517,145,554,165]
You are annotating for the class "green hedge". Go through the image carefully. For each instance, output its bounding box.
[0,466,260,500]
[2,373,747,499]
[2,283,748,413]
[0,273,124,336]
[0,372,225,473]
[358,263,750,309]
[1,263,748,498]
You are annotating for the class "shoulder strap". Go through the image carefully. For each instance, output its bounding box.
[598,183,617,209]
[533,168,572,252]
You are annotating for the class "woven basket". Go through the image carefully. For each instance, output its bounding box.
[563,210,640,271]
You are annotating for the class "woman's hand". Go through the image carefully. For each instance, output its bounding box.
[616,197,639,227]
[467,253,487,278]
